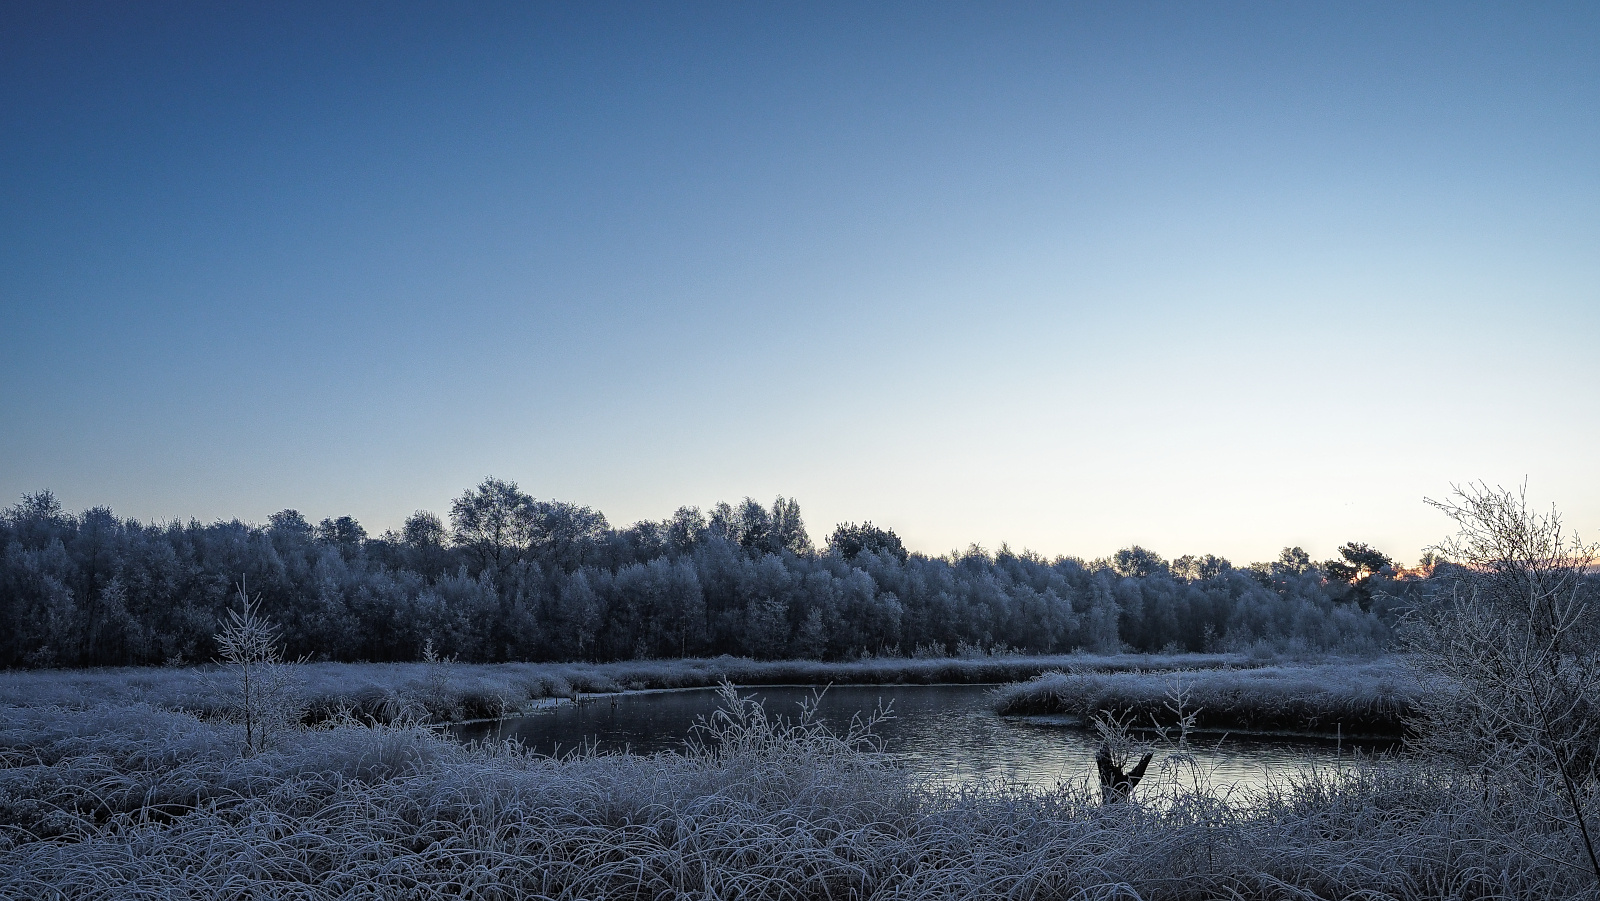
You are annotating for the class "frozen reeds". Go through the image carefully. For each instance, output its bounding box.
[995,658,1423,737]
[1,683,1590,900]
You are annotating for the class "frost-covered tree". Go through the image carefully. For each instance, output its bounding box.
[550,570,601,659]
[0,484,1422,667]
[268,509,314,541]
[1110,546,1167,579]
[665,506,708,554]
[525,500,608,571]
[403,510,445,547]
[1171,554,1232,581]
[1407,483,1600,883]
[213,582,302,756]
[828,522,908,563]
[1274,546,1316,575]
[770,496,811,556]
[450,477,536,570]
[733,498,772,552]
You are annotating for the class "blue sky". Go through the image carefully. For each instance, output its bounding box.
[2,2,1596,564]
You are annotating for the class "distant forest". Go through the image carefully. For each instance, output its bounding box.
[0,479,1436,669]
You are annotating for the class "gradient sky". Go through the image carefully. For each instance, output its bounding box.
[2,2,1596,565]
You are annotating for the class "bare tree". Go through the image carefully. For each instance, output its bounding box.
[450,476,537,570]
[1406,482,1600,882]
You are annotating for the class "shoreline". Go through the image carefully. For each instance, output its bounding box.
[0,650,1296,721]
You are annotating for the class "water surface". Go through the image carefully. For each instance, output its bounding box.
[453,683,1387,794]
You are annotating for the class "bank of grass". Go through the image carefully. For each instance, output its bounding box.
[0,651,1262,724]
[995,658,1422,737]
[0,686,1587,900]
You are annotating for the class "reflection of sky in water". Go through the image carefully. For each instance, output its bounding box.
[454,684,1393,797]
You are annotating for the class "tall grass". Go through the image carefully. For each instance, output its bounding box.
[1,685,1588,900]
[994,658,1423,737]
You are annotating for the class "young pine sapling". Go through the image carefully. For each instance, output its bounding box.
[213,580,303,755]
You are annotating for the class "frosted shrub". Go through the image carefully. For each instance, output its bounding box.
[1407,483,1600,885]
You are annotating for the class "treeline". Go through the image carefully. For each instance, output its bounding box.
[0,479,1432,669]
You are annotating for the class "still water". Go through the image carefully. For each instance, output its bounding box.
[453,683,1385,795]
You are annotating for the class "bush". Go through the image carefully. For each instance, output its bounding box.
[1406,483,1600,885]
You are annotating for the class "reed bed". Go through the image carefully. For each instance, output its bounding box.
[0,684,1587,900]
[994,659,1422,737]
[0,651,1261,724]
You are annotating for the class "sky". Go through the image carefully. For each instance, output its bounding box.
[2,2,1596,566]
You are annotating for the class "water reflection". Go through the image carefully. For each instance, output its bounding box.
[452,684,1392,795]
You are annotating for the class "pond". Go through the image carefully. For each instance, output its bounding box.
[452,683,1393,795]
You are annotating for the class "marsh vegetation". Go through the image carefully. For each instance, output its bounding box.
[0,650,1255,726]
[2,682,1593,900]
[995,658,1421,737]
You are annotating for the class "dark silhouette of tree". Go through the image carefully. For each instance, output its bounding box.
[450,477,536,570]
[268,509,314,539]
[317,516,366,546]
[1275,546,1316,575]
[403,511,445,547]
[1322,541,1395,610]
[665,506,707,554]
[1110,546,1167,579]
[827,522,908,563]
[770,496,812,556]
[525,500,608,571]
[1171,554,1232,581]
[733,498,771,552]
[1324,542,1393,582]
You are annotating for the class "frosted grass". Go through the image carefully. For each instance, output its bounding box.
[995,658,1423,737]
[2,684,1591,900]
[0,651,1264,724]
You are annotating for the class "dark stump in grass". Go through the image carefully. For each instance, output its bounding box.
[1095,741,1153,804]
